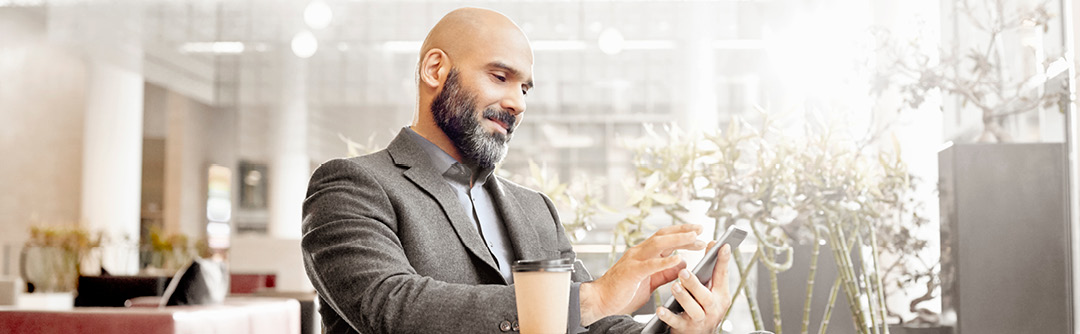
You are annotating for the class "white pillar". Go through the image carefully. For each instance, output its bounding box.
[56,2,145,275]
[675,2,719,135]
[268,48,310,239]
[80,62,143,275]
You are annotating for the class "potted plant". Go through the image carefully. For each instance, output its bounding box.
[139,227,210,276]
[605,110,929,334]
[21,225,101,293]
[874,0,1072,333]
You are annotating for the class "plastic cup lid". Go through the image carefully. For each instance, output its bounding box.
[512,258,574,272]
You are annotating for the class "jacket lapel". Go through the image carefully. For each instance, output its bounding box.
[485,177,547,262]
[386,129,501,274]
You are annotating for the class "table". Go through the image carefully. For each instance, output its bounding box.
[0,297,300,334]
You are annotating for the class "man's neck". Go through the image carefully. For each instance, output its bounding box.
[407,124,490,188]
[410,119,465,164]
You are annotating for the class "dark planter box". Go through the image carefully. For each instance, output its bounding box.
[939,143,1070,334]
[888,325,953,334]
[755,242,858,334]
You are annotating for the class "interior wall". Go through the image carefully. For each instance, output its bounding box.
[0,8,88,276]
[153,84,239,240]
[142,83,168,224]
[141,139,166,224]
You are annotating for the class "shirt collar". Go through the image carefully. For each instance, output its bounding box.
[403,127,493,186]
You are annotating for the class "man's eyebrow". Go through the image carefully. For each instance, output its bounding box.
[488,62,534,89]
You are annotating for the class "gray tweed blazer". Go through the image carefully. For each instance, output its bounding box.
[301,128,642,334]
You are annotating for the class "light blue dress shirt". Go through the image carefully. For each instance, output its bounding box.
[404,127,588,333]
[404,128,516,283]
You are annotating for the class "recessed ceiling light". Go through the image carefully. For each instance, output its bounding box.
[179,42,245,54]
[598,28,623,55]
[291,31,318,58]
[304,1,333,30]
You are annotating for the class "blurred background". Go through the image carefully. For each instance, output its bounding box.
[1,0,1078,333]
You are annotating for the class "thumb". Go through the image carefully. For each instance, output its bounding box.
[712,244,732,295]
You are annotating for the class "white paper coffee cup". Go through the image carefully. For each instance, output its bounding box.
[512,258,573,334]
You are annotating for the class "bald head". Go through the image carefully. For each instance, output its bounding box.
[419,8,532,69]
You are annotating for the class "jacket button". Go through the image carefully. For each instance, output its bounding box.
[512,321,519,331]
[500,320,512,331]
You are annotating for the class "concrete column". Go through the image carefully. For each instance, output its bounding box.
[80,62,144,275]
[268,48,310,239]
[675,2,718,135]
[51,2,146,275]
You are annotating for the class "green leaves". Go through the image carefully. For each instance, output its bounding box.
[340,133,380,157]
[875,0,1064,141]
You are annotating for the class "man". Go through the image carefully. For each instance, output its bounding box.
[301,7,732,334]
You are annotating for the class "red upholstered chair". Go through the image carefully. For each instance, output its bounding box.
[229,272,276,294]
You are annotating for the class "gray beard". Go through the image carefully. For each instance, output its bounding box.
[430,69,513,170]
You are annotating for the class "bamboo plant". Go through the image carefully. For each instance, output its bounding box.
[616,110,918,334]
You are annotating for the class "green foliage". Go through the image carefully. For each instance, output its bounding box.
[617,110,922,334]
[873,0,1064,142]
[341,133,381,158]
[142,226,208,272]
[517,160,612,243]
[24,225,102,292]
[616,123,699,250]
[27,225,102,256]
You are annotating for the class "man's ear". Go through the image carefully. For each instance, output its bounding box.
[419,49,450,89]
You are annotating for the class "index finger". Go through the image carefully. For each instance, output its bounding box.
[640,232,706,258]
[654,224,703,237]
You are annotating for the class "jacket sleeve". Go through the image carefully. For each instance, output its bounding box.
[301,158,518,334]
[543,192,646,334]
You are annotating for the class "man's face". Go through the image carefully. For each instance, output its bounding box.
[430,68,519,169]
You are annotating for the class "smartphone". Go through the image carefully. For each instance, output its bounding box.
[640,225,748,334]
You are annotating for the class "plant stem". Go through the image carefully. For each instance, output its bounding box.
[827,217,868,334]
[723,249,761,323]
[858,233,880,334]
[818,277,842,334]
[653,290,662,312]
[734,248,765,330]
[768,246,783,334]
[801,230,822,334]
[869,229,891,334]
[608,232,619,267]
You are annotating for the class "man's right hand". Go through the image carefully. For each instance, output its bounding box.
[578,224,707,326]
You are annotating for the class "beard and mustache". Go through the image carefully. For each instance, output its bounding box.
[430,68,518,170]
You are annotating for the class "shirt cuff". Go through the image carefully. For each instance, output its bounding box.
[567,282,588,334]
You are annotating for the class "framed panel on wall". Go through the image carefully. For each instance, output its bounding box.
[239,161,268,210]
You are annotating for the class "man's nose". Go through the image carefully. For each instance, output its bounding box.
[500,88,526,115]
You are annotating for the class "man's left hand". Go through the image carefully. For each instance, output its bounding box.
[656,242,733,334]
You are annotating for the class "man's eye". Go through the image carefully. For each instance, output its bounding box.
[493,74,506,82]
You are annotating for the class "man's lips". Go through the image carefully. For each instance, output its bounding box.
[487,117,510,133]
